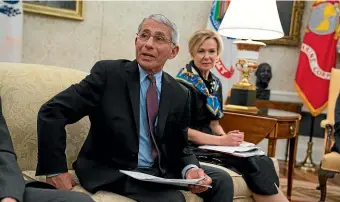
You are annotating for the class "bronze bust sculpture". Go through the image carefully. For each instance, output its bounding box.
[255,63,272,100]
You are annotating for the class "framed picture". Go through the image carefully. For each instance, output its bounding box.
[262,1,305,46]
[23,0,83,21]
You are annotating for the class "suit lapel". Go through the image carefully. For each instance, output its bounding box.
[125,62,173,139]
[126,60,140,137]
[158,73,172,138]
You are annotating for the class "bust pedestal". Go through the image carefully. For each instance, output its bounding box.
[256,89,270,100]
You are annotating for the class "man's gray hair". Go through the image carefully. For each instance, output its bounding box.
[138,14,180,45]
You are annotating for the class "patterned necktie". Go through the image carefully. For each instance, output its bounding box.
[146,74,160,160]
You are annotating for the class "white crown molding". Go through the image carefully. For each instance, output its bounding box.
[270,90,300,102]
[269,90,328,114]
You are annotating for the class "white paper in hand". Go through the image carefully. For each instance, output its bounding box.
[119,170,212,188]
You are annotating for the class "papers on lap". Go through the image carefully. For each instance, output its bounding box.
[198,141,265,158]
[119,170,212,188]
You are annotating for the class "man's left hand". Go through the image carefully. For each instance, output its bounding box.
[1,198,17,202]
[185,167,212,194]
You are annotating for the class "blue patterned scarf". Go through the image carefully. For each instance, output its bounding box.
[176,64,224,119]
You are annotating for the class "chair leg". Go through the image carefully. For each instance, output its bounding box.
[318,168,336,202]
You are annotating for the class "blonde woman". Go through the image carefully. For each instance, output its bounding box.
[176,28,289,202]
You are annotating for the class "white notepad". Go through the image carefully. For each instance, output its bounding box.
[119,170,212,188]
[198,141,265,158]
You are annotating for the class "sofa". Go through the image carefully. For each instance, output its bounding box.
[0,62,280,202]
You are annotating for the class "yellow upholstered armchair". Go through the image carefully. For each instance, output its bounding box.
[318,68,340,202]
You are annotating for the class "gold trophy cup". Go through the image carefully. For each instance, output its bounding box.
[224,40,266,113]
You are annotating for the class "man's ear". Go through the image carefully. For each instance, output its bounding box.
[169,45,179,59]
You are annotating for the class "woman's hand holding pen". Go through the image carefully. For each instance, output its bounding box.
[218,130,244,146]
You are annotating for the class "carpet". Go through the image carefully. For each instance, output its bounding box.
[280,178,340,202]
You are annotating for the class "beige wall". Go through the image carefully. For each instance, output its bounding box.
[23,1,316,93]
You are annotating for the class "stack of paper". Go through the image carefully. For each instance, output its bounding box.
[198,141,265,157]
[238,141,256,147]
[119,170,212,188]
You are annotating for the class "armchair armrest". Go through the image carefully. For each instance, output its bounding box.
[320,119,331,128]
[324,122,335,154]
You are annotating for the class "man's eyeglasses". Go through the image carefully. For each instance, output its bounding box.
[136,32,173,45]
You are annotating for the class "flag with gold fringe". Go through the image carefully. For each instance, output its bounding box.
[295,0,340,116]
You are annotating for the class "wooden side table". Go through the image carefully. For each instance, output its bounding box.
[220,107,301,200]
[225,98,303,161]
[251,100,303,161]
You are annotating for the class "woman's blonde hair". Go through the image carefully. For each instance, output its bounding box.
[188,28,223,57]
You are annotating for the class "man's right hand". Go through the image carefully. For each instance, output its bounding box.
[218,130,244,146]
[46,172,77,190]
[1,198,17,202]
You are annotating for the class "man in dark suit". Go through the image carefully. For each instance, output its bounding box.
[35,14,234,202]
[0,97,94,202]
[332,92,340,153]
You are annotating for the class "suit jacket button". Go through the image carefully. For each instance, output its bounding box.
[131,154,136,157]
